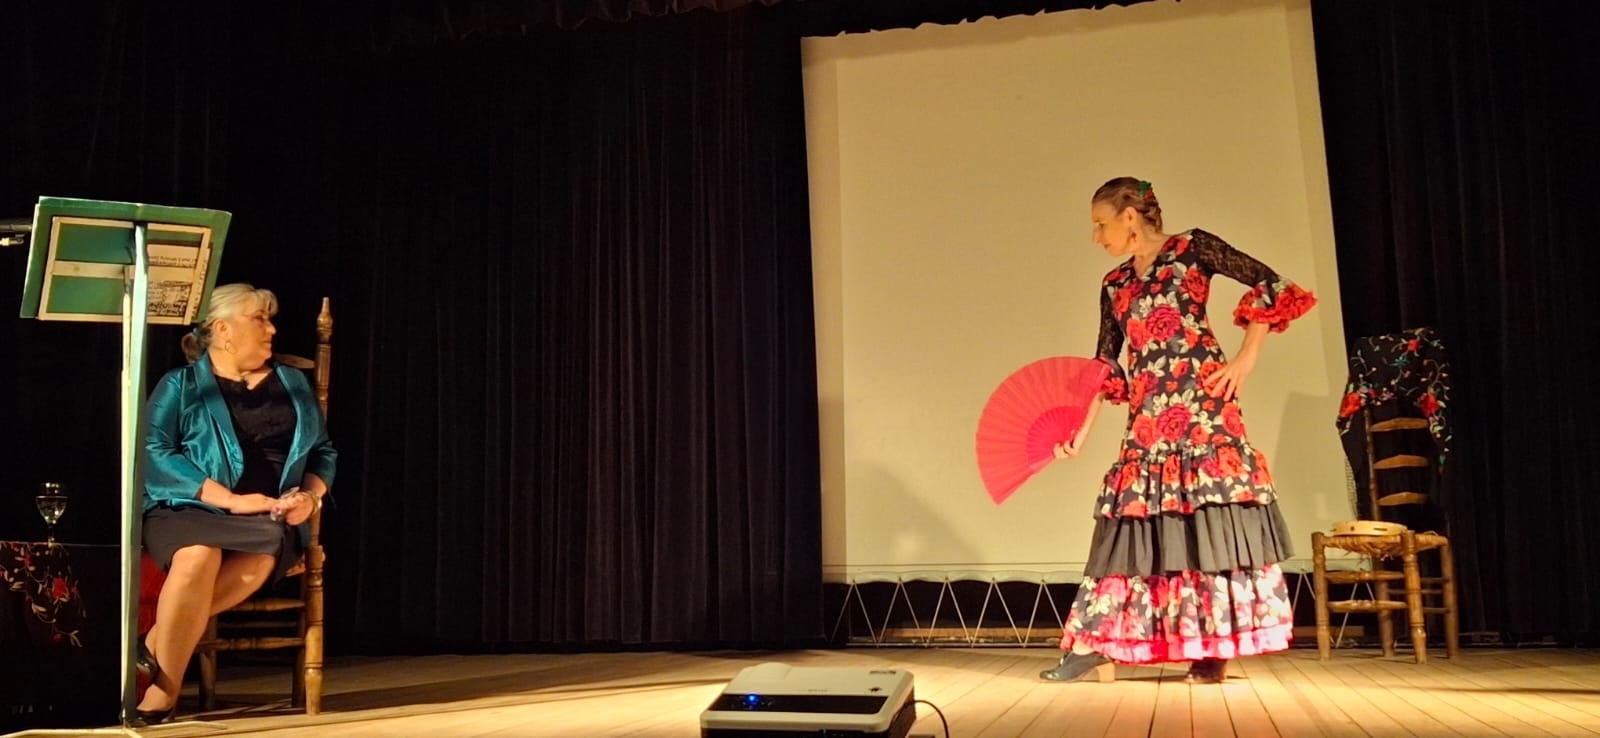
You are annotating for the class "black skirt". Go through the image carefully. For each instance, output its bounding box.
[143,505,303,583]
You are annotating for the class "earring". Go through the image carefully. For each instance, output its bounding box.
[224,339,236,354]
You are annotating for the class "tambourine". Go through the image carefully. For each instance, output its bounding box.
[1331,520,1408,536]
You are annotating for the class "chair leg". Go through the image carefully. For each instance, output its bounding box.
[1440,542,1460,659]
[304,642,323,715]
[1402,531,1427,664]
[293,638,306,709]
[303,547,325,715]
[1374,561,1395,658]
[293,615,321,713]
[198,617,220,711]
[1312,533,1332,660]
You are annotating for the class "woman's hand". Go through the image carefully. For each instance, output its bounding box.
[1052,391,1106,460]
[1206,322,1271,402]
[1052,431,1081,459]
[273,491,318,526]
[1052,423,1091,460]
[225,493,280,516]
[1202,352,1257,402]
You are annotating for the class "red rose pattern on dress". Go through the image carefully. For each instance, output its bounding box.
[1067,229,1316,663]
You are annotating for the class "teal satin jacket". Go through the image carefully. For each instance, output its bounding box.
[142,353,337,542]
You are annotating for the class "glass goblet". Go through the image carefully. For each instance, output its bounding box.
[35,482,68,544]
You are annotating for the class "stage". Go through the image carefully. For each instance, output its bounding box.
[37,646,1597,737]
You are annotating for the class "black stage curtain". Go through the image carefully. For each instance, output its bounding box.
[2,2,823,650]
[1312,0,1600,641]
[307,13,824,651]
[0,1,244,550]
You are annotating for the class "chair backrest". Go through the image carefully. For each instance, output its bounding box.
[1361,405,1433,521]
[273,297,333,420]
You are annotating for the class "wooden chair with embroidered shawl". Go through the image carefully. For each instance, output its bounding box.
[1311,404,1459,663]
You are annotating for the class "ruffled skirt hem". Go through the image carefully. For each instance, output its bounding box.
[1057,564,1294,665]
[1061,622,1293,664]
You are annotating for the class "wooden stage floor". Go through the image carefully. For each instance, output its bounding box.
[33,647,1600,737]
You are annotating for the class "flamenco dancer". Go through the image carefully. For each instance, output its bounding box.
[1041,177,1316,684]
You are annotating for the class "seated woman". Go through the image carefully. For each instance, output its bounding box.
[134,283,336,724]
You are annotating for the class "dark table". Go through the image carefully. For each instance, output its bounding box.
[0,540,121,731]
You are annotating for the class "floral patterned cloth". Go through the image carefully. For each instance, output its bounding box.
[1061,229,1315,664]
[1336,327,1452,466]
[0,541,86,647]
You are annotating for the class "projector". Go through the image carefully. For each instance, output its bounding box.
[700,662,917,737]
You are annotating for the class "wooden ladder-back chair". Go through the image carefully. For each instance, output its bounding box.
[1312,405,1459,663]
[195,297,332,713]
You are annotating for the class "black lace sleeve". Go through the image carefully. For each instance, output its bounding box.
[1192,228,1317,332]
[1192,229,1279,287]
[1095,285,1129,403]
[1096,286,1123,364]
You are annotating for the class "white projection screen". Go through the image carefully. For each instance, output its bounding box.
[803,0,1361,585]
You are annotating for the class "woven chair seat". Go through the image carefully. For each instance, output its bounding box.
[1322,531,1448,558]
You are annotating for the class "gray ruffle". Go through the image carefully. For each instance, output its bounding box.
[1083,501,1295,577]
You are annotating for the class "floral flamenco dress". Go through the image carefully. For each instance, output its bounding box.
[1059,228,1317,665]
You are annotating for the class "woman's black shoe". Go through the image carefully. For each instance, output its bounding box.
[135,639,158,680]
[130,704,177,727]
[1184,658,1228,684]
[1039,651,1116,682]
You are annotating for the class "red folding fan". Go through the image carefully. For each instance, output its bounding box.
[975,356,1110,504]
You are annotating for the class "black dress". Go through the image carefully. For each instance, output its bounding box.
[142,370,304,582]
